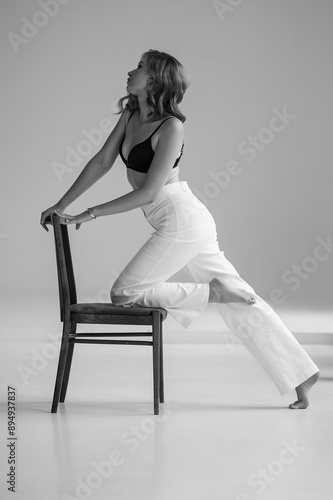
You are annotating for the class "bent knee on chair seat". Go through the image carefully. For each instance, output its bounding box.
[111,285,129,306]
[111,281,140,306]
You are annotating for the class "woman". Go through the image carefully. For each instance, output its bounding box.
[41,49,319,409]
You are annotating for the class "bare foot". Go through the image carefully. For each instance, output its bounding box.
[208,278,256,305]
[289,371,320,409]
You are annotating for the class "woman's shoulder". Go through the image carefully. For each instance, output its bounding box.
[162,113,183,122]
[160,115,184,131]
[156,115,184,143]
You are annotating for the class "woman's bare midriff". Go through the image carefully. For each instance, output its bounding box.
[127,167,180,191]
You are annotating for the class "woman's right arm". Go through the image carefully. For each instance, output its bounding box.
[40,109,129,231]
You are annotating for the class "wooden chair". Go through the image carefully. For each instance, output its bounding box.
[49,213,167,415]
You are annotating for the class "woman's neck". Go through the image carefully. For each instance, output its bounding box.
[136,95,151,124]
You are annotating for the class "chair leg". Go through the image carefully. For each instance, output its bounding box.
[60,322,76,402]
[152,311,161,415]
[51,323,70,413]
[60,341,75,403]
[159,320,164,404]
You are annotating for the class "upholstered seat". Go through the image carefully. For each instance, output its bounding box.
[70,302,167,319]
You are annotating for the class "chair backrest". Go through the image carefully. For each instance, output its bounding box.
[51,214,77,321]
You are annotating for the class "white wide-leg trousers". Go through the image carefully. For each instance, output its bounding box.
[111,182,318,395]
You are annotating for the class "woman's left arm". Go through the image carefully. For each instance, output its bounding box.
[59,118,184,228]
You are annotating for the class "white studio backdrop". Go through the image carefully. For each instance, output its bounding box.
[0,0,332,327]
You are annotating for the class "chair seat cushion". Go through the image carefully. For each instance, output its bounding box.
[70,303,167,320]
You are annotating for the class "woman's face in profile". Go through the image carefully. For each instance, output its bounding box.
[126,56,151,95]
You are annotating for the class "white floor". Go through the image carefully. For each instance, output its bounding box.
[0,301,332,500]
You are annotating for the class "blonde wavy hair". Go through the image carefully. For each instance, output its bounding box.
[117,49,190,122]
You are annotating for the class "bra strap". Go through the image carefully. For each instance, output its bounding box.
[149,117,175,139]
